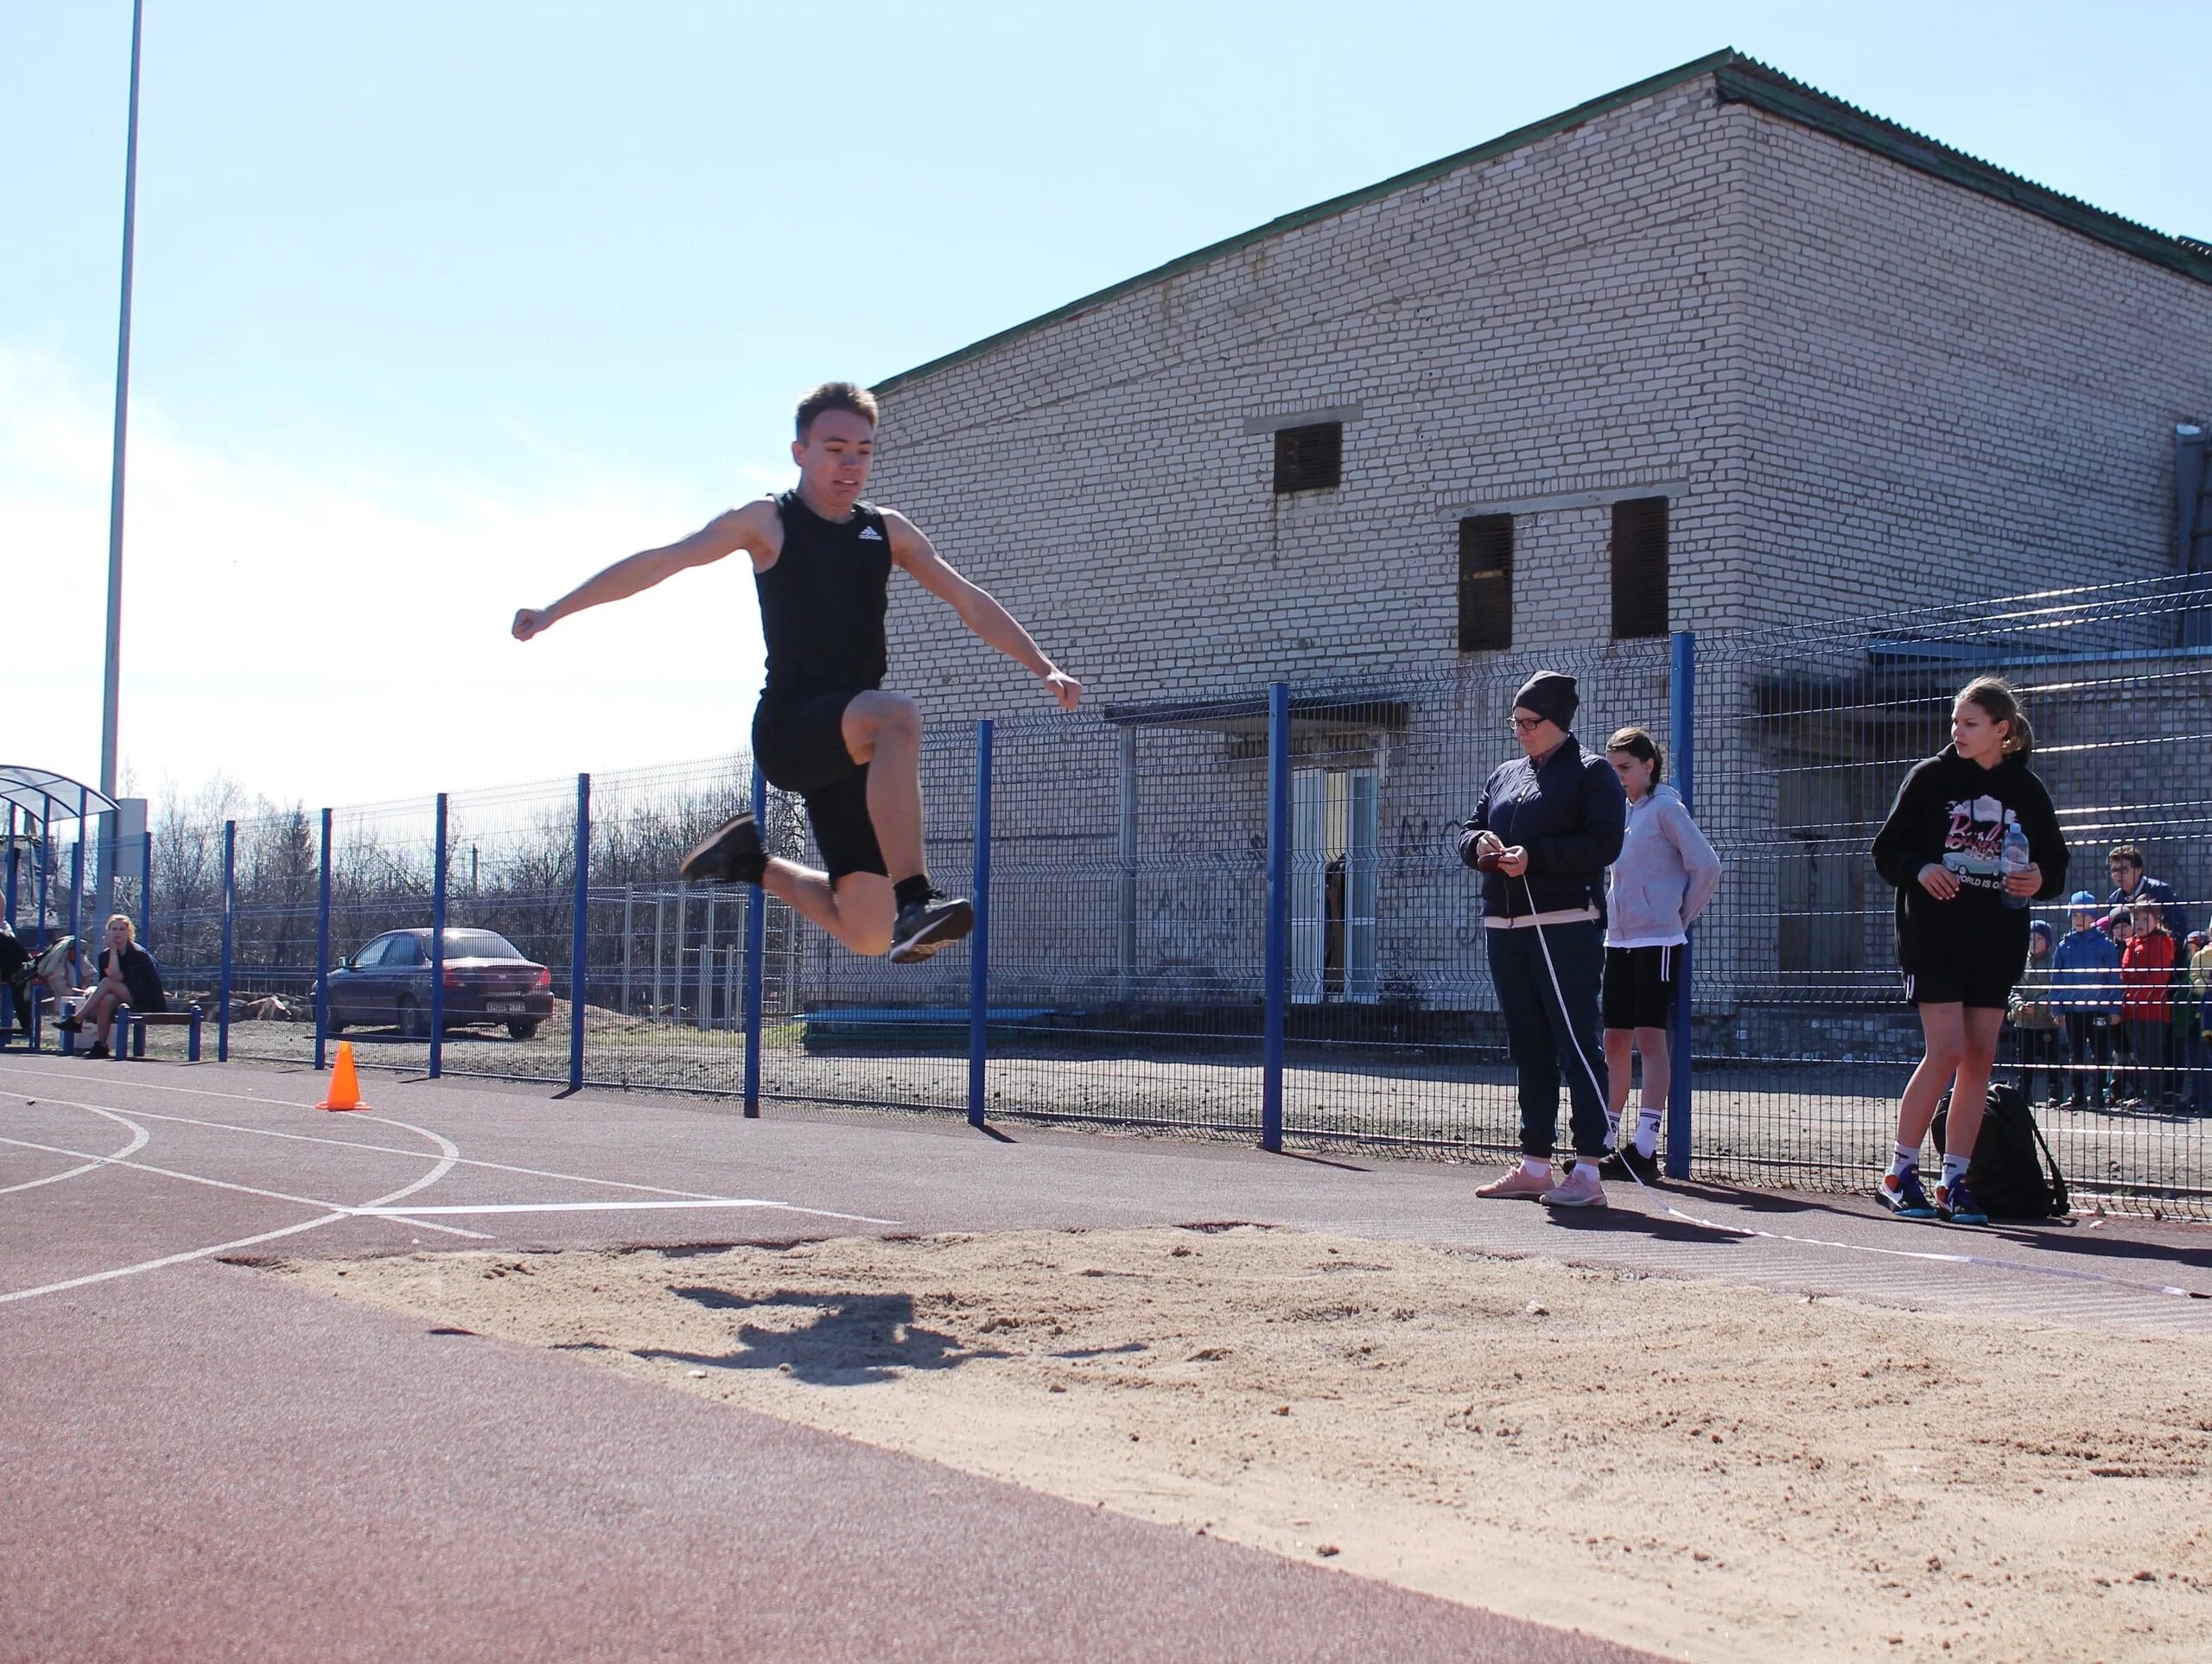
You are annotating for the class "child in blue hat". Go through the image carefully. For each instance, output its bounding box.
[2050,890,2121,1109]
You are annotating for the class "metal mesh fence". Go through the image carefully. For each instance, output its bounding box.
[1688,575,2212,1212]
[18,578,2206,1216]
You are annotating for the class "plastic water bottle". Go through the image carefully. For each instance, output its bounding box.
[2000,817,2031,909]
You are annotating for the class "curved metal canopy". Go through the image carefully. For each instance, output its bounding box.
[0,766,119,827]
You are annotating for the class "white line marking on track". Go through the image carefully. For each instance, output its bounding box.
[0,1127,486,1239]
[0,1083,905,1222]
[1610,1173,2208,1300]
[353,1197,896,1222]
[0,1106,478,1305]
[0,1063,324,1108]
[0,1105,150,1194]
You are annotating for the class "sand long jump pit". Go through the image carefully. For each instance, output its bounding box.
[268,1226,2212,1661]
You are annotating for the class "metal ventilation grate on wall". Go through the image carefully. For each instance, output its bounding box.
[1610,496,1669,640]
[1457,514,1513,651]
[1273,422,1343,493]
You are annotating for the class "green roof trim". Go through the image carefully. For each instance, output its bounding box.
[874,49,2211,398]
[1712,60,2212,288]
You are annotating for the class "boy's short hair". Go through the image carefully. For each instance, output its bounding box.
[795,382,879,440]
[2107,844,2145,870]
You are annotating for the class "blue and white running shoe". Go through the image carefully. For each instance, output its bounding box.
[1878,1168,1937,1219]
[1936,1178,1989,1226]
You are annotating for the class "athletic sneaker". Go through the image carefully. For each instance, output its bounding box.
[84,1041,110,1059]
[1474,1164,1554,1200]
[1877,1167,1937,1218]
[1540,1163,1607,1209]
[1598,1145,1661,1184]
[1936,1178,1988,1226]
[55,1015,81,1033]
[678,812,766,886]
[888,892,974,963]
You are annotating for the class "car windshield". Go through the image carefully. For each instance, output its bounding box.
[442,930,524,960]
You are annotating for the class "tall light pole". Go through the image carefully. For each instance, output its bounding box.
[98,0,146,922]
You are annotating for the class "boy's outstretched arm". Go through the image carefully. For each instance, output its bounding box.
[512,504,767,641]
[884,511,1082,709]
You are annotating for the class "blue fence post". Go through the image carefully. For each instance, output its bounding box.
[140,829,154,951]
[68,821,84,968]
[429,792,448,1079]
[742,766,766,1117]
[315,807,332,1073]
[569,772,589,1094]
[37,816,51,949]
[3,803,16,930]
[1666,629,1697,1180]
[217,819,235,1062]
[2,807,16,1042]
[967,719,995,1129]
[1262,682,1290,1154]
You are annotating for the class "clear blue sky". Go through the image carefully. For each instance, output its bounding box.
[4,1,2207,812]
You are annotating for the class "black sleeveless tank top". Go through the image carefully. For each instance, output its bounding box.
[756,490,893,699]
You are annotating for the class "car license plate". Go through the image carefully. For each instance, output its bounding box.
[488,998,524,1013]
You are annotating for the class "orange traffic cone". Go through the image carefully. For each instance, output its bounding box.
[318,1041,370,1112]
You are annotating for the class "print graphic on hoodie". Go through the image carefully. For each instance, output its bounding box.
[1941,796,2015,892]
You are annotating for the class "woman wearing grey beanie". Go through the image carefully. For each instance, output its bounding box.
[1459,671,1628,1207]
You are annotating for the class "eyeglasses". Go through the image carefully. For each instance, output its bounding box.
[1506,716,1547,733]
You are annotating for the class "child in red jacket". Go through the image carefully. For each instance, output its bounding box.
[2120,901,2178,1109]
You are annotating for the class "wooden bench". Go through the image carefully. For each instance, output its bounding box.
[111,1003,206,1063]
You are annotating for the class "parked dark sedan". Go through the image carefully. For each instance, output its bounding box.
[327,928,554,1040]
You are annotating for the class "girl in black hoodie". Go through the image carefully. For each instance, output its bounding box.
[1870,676,2067,1224]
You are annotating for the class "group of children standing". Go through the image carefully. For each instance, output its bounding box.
[2012,867,2212,1113]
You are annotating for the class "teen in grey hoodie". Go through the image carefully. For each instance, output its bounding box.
[1600,727,1721,1179]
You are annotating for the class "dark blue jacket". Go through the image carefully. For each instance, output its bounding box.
[1458,734,1627,923]
[2049,925,2121,1014]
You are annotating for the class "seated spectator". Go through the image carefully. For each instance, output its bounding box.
[28,931,80,1026]
[2107,843,2187,940]
[56,914,165,1060]
[2119,901,2178,1110]
[2050,892,2121,1108]
[2007,921,2063,1107]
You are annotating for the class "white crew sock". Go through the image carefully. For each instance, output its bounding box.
[1633,1108,1662,1158]
[1940,1152,1970,1193]
[1888,1144,1920,1181]
[1518,1156,1553,1180]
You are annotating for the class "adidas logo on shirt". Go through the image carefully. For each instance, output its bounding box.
[858,525,883,541]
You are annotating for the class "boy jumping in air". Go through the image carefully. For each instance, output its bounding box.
[513,383,1081,963]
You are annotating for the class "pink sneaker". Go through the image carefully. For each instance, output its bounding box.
[1541,1163,1607,1208]
[1475,1164,1554,1200]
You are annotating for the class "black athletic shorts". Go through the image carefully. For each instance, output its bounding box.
[751,690,887,886]
[1603,943,1681,1030]
[1901,945,2025,1010]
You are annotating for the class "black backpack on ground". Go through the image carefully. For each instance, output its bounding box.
[1932,1083,2070,1220]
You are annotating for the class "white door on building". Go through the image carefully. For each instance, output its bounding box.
[1291,765,1379,1005]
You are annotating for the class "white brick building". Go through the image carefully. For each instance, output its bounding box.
[810,51,2212,1031]
[870,49,2210,710]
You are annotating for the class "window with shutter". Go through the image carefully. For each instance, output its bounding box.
[1611,496,1669,640]
[1273,422,1343,493]
[1458,514,1513,651]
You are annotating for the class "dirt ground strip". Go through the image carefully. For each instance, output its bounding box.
[270,1225,2212,1663]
